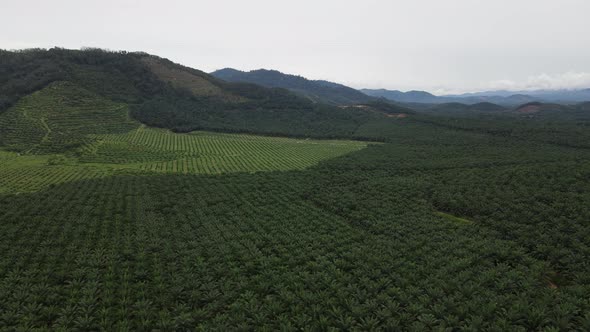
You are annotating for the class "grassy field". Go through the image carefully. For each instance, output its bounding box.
[0,128,368,193]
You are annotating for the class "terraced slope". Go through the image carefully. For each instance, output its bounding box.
[0,81,138,153]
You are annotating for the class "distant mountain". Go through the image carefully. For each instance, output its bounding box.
[211,68,373,105]
[512,102,583,115]
[359,89,440,104]
[424,102,507,114]
[362,88,590,106]
[449,89,590,103]
[468,102,507,112]
[529,89,590,103]
[361,89,539,106]
[446,90,521,98]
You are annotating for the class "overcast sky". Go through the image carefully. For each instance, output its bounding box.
[2,0,589,94]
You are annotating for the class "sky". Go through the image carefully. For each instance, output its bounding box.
[1,0,589,94]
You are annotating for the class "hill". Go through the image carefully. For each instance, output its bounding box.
[513,102,577,114]
[0,48,385,147]
[426,102,470,112]
[360,89,441,104]
[467,102,506,112]
[419,102,506,114]
[339,100,414,118]
[0,81,138,153]
[211,68,373,105]
[511,102,590,122]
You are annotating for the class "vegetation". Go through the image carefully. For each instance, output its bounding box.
[0,81,137,153]
[80,127,368,174]
[1,48,590,330]
[0,48,383,139]
[0,128,366,194]
[211,68,374,105]
[409,103,590,149]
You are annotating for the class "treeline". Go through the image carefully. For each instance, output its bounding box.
[131,95,381,138]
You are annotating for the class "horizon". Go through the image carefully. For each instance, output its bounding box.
[204,66,590,96]
[2,0,589,94]
[3,45,590,97]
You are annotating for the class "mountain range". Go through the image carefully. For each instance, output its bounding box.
[210,68,590,106]
[362,88,590,106]
[211,68,373,105]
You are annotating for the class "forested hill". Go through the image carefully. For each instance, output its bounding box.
[0,48,300,113]
[211,68,374,105]
[0,48,388,140]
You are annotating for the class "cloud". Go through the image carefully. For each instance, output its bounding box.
[488,72,590,91]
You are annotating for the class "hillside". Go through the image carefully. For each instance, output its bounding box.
[0,81,138,153]
[0,48,310,113]
[510,102,590,123]
[211,68,374,105]
[423,102,506,114]
[0,48,385,145]
[339,100,414,118]
[467,102,506,112]
[360,89,441,104]
[513,102,576,114]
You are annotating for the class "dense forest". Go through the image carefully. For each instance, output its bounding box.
[1,48,590,330]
